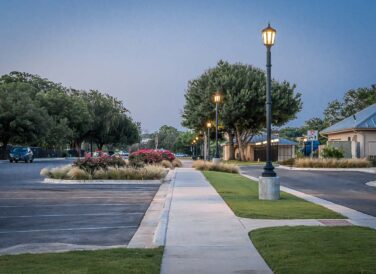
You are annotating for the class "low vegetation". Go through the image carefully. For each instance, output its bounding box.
[0,247,163,274]
[41,165,166,180]
[279,157,372,168]
[203,171,343,219]
[192,160,239,173]
[222,160,266,166]
[250,226,376,274]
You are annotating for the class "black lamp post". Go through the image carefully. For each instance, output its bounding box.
[213,93,222,162]
[206,121,212,161]
[261,23,277,177]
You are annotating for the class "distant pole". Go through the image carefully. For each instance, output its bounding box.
[207,127,211,161]
[215,102,219,158]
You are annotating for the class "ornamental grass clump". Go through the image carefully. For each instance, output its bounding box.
[192,160,239,173]
[294,158,371,168]
[172,158,183,168]
[40,165,71,179]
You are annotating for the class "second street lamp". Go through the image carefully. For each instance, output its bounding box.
[213,92,222,164]
[206,121,212,161]
[259,23,280,200]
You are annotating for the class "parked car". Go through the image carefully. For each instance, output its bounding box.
[9,147,34,163]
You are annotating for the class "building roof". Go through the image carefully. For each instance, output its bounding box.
[246,133,297,146]
[321,103,376,134]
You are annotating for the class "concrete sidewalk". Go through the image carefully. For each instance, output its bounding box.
[161,168,271,274]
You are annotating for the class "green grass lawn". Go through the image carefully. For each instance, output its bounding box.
[250,226,376,274]
[0,248,163,274]
[203,171,343,219]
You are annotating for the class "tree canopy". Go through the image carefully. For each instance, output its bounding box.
[0,71,140,156]
[324,85,376,125]
[182,61,302,160]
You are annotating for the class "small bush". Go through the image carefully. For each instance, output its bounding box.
[172,158,183,168]
[294,158,371,168]
[129,149,176,166]
[161,160,173,169]
[321,146,344,159]
[192,160,239,173]
[279,158,295,166]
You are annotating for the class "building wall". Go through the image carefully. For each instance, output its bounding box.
[223,144,294,161]
[326,130,376,158]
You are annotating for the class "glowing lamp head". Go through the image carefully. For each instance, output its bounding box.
[213,92,222,103]
[262,23,276,47]
[195,136,199,140]
[206,121,212,128]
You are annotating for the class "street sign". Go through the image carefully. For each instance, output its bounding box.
[307,130,318,141]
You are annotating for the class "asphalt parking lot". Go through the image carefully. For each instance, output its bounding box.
[0,159,159,252]
[241,165,376,217]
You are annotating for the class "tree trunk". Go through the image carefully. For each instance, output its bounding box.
[235,125,245,161]
[0,140,9,160]
[75,140,82,158]
[228,132,235,160]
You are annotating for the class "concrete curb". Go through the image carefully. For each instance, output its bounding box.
[278,165,376,174]
[43,178,162,185]
[240,172,376,229]
[0,243,128,256]
[127,169,176,248]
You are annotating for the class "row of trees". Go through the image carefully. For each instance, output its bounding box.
[280,85,376,142]
[181,61,302,161]
[141,125,195,155]
[0,72,140,156]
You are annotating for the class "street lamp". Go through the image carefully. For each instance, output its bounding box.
[213,92,222,164]
[206,121,212,161]
[259,23,279,200]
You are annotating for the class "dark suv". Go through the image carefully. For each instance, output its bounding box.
[9,147,34,163]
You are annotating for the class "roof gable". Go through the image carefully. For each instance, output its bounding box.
[321,103,376,134]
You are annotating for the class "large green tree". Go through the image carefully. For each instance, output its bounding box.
[182,61,302,161]
[0,82,50,155]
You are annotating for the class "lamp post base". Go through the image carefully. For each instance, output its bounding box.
[258,176,280,200]
[212,158,221,164]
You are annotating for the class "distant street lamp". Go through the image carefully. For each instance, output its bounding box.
[206,121,212,161]
[259,23,280,200]
[213,92,222,164]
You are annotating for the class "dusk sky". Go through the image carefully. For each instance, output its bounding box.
[0,0,375,132]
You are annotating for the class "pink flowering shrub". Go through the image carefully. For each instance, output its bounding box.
[73,154,126,175]
[129,149,175,166]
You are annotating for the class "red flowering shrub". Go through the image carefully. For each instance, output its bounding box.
[129,149,175,166]
[73,154,126,175]
[160,150,175,161]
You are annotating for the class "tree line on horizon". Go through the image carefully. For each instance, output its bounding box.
[0,71,140,156]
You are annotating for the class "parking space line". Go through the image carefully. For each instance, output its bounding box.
[0,212,145,218]
[0,225,138,234]
[0,203,141,208]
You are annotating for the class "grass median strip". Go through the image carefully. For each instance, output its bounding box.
[250,226,376,273]
[0,247,163,274]
[203,171,343,219]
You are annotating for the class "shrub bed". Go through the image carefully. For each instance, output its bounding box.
[279,158,371,168]
[73,155,126,175]
[192,160,239,173]
[41,165,166,180]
